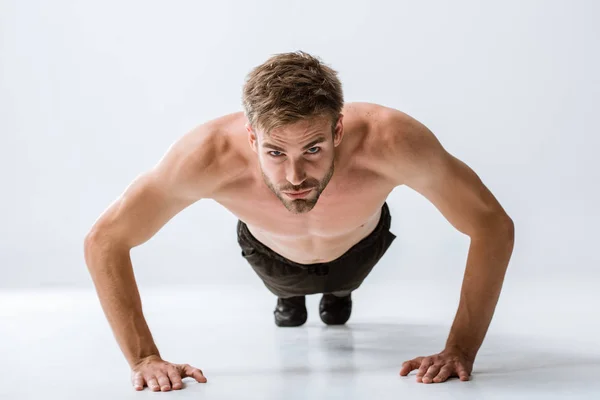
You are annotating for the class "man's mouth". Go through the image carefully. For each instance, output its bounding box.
[283,188,314,198]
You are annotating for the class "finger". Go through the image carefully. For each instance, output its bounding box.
[433,365,454,383]
[422,364,442,384]
[416,358,434,382]
[180,364,208,383]
[157,373,172,392]
[168,367,184,390]
[132,373,144,391]
[147,377,160,392]
[457,364,471,381]
[400,359,422,376]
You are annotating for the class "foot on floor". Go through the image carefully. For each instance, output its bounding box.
[274,296,307,327]
[319,293,352,325]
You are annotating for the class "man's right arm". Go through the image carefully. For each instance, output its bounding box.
[83,127,222,389]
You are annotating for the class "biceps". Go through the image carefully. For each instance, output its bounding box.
[411,154,508,236]
[89,172,198,249]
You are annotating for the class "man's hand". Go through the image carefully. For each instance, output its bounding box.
[131,355,208,391]
[399,349,473,384]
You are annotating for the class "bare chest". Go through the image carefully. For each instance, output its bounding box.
[215,167,394,240]
[215,170,393,263]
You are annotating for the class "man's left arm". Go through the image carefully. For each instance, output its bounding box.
[381,108,515,384]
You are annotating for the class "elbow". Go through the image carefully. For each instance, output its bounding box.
[471,213,514,240]
[84,229,102,265]
[83,228,116,262]
[84,227,129,260]
[84,228,104,251]
[84,230,95,251]
[492,212,514,238]
[503,215,515,240]
[493,215,515,246]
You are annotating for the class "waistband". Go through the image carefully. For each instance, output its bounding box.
[237,202,392,270]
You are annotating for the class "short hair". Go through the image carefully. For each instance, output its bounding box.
[242,51,344,135]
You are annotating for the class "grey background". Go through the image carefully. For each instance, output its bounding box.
[1,0,598,290]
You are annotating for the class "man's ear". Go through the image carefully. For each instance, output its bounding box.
[246,123,258,152]
[333,114,344,147]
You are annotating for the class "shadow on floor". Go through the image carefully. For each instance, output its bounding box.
[215,321,600,393]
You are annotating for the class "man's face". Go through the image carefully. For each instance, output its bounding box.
[247,115,344,214]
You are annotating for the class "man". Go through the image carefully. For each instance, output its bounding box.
[84,51,515,392]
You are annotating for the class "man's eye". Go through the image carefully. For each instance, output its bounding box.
[307,147,320,154]
[269,151,283,157]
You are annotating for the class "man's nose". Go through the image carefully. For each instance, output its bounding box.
[286,160,306,186]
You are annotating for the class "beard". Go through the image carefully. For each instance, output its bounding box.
[261,161,335,214]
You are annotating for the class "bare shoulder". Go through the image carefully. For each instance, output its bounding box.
[349,102,446,186]
[343,101,429,148]
[152,112,251,200]
[348,102,434,147]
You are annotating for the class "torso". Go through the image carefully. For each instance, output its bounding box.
[208,102,399,264]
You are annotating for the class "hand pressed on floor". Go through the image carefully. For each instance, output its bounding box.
[400,349,473,384]
[130,355,207,391]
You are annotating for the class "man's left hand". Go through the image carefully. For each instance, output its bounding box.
[399,349,474,383]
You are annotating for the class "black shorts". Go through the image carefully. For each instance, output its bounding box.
[236,202,396,298]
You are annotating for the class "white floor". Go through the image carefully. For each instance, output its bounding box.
[1,279,599,399]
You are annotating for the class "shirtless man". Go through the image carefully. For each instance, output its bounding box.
[84,51,515,391]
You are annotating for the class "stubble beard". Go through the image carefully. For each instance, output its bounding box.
[261,161,335,214]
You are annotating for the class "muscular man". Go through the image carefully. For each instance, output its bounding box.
[84,51,514,391]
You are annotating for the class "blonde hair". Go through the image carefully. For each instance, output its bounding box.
[242,51,344,135]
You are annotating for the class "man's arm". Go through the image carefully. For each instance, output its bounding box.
[83,127,223,391]
[380,107,515,383]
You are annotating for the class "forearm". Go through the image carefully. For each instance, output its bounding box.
[84,236,160,367]
[445,221,515,360]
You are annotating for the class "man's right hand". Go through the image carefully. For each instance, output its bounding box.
[131,355,208,391]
